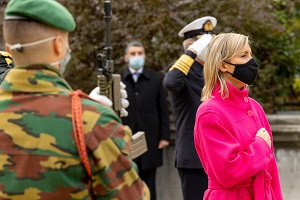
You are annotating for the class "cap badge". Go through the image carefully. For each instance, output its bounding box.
[204,20,214,32]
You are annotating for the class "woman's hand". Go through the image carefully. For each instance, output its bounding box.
[256,128,271,148]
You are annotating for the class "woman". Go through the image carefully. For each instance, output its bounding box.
[194,33,283,199]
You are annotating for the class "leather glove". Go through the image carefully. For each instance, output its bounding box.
[188,34,213,62]
[89,82,130,117]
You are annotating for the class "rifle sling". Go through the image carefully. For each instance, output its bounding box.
[71,90,92,177]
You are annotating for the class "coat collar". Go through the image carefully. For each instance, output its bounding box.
[128,66,143,74]
[213,81,250,109]
[123,67,150,80]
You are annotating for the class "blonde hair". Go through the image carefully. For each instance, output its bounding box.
[201,33,249,101]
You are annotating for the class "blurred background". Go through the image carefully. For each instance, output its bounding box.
[1,0,299,114]
[1,1,300,199]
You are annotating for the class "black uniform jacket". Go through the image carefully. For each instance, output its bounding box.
[120,68,170,170]
[163,59,204,169]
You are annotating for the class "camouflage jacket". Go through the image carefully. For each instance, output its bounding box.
[0,64,149,200]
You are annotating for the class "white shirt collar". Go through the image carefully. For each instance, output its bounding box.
[129,66,143,74]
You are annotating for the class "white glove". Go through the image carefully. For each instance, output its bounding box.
[120,82,129,117]
[89,82,130,117]
[188,34,213,62]
[89,87,113,106]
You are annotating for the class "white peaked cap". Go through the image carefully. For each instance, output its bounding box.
[178,16,217,39]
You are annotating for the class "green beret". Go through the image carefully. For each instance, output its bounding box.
[4,0,76,32]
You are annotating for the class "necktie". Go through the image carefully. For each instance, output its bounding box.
[133,72,140,82]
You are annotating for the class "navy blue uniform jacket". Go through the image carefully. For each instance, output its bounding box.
[163,58,204,169]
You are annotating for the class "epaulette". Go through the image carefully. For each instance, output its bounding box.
[0,51,14,67]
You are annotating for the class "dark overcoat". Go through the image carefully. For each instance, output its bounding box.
[120,68,170,170]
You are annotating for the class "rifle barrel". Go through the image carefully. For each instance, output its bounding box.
[104,0,113,67]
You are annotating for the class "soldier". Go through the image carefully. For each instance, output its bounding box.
[0,0,149,199]
[163,16,217,199]
[0,51,128,114]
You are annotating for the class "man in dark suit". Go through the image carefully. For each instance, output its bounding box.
[163,16,217,200]
[120,41,170,200]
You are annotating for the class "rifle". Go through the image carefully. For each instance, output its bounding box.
[97,0,121,114]
[97,0,147,159]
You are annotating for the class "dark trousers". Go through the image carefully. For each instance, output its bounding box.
[139,168,157,200]
[177,168,208,200]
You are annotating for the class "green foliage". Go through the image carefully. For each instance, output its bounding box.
[250,0,300,112]
[0,0,299,113]
[293,76,300,100]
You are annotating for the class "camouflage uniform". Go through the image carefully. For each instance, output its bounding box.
[0,64,149,200]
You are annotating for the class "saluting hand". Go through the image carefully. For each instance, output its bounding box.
[188,34,213,61]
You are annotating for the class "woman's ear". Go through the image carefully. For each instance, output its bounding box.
[219,61,228,72]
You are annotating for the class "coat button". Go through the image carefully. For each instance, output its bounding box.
[135,92,139,96]
[247,110,253,116]
[270,154,273,159]
[244,97,249,103]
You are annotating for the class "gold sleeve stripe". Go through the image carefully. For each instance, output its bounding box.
[5,58,13,65]
[0,51,13,65]
[168,54,194,75]
[0,51,12,58]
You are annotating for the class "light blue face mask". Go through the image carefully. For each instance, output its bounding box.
[50,40,71,75]
[129,56,145,69]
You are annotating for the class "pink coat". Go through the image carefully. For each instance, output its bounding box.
[194,82,283,200]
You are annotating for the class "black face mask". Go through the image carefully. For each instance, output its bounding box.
[225,58,259,85]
